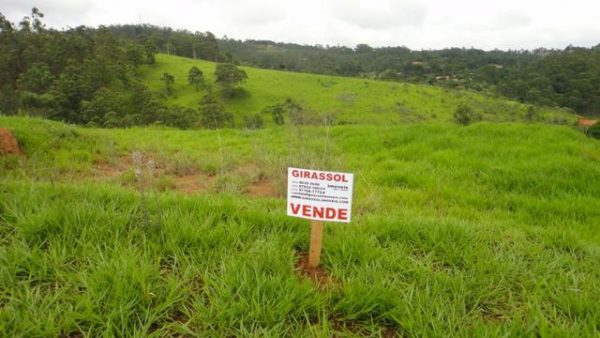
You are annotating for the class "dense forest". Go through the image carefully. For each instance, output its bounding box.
[0,9,243,128]
[1,8,599,130]
[0,9,163,127]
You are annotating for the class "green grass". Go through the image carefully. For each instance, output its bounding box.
[1,116,600,336]
[140,54,574,126]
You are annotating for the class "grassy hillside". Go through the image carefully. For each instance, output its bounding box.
[140,54,574,126]
[1,116,600,336]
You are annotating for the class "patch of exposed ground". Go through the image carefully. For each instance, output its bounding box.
[295,252,338,289]
[173,174,213,195]
[92,154,283,197]
[0,128,21,155]
[92,159,124,179]
[246,178,279,198]
[236,161,281,198]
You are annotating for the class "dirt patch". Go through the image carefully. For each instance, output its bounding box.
[247,179,279,198]
[92,159,124,178]
[0,128,21,155]
[234,161,281,198]
[295,252,338,289]
[383,327,398,338]
[173,174,212,195]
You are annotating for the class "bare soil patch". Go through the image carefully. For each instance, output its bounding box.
[173,174,213,195]
[295,252,338,289]
[92,159,124,178]
[0,128,21,155]
[91,155,281,197]
[236,161,281,198]
[247,179,279,198]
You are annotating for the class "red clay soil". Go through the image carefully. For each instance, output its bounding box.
[295,252,338,289]
[174,174,212,195]
[247,179,279,198]
[578,116,598,128]
[0,128,21,155]
[92,160,124,178]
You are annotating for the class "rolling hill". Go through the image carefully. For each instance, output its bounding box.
[139,54,574,126]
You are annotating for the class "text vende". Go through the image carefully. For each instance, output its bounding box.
[289,203,348,221]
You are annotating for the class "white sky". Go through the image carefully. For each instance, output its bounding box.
[3,0,600,50]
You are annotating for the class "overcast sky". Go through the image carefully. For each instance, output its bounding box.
[3,0,600,50]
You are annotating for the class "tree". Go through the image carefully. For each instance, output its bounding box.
[16,62,54,93]
[162,72,174,95]
[187,66,203,91]
[355,43,373,54]
[271,105,284,125]
[164,105,200,129]
[214,63,247,97]
[453,103,476,125]
[199,90,233,128]
[144,39,157,64]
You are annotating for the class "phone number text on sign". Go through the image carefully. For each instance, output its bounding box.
[287,167,354,223]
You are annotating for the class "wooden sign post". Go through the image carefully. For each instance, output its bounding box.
[287,168,354,268]
[308,220,324,268]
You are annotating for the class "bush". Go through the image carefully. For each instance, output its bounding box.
[587,122,600,139]
[199,91,233,129]
[243,114,264,129]
[453,103,476,125]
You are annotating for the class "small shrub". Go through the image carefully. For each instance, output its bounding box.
[525,106,538,122]
[453,103,475,125]
[587,122,600,139]
[243,114,264,129]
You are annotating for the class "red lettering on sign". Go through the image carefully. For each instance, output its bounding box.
[302,204,311,217]
[313,206,324,218]
[290,203,349,221]
[290,203,301,215]
[291,169,350,182]
[338,209,348,220]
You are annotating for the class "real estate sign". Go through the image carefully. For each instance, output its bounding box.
[287,167,354,223]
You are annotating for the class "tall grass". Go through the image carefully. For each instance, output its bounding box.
[1,116,599,336]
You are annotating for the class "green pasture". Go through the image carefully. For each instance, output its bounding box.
[139,54,574,126]
[1,116,599,336]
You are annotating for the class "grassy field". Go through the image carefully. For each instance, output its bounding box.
[139,54,574,126]
[1,116,600,336]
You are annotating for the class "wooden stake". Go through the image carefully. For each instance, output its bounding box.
[308,220,324,268]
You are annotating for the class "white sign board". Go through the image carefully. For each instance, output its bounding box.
[287,167,354,223]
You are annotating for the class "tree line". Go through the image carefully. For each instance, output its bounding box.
[101,24,600,115]
[2,9,599,130]
[218,40,600,115]
[0,9,247,129]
